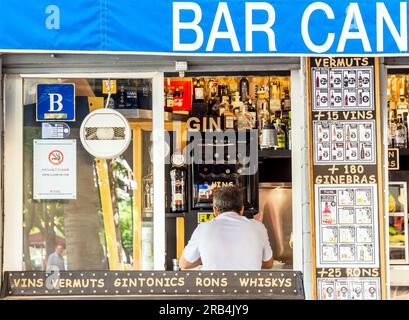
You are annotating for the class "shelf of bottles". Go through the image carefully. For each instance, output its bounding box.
[164,75,292,152]
[388,75,409,150]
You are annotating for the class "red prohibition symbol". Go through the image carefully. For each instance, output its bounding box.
[48,149,64,165]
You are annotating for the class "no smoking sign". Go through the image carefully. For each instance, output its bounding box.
[48,150,64,165]
[33,139,76,200]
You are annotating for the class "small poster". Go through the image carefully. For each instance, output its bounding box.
[312,66,374,111]
[315,184,378,267]
[320,281,335,300]
[313,120,376,165]
[33,139,76,200]
[317,278,380,300]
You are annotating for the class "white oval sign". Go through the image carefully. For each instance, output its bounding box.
[80,108,131,159]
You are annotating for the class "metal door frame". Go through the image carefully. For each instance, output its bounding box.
[3,72,166,271]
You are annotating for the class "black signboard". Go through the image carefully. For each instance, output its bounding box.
[308,57,386,300]
[1,271,304,299]
[388,148,400,170]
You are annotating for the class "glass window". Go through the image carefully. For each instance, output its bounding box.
[22,78,154,271]
[164,74,294,270]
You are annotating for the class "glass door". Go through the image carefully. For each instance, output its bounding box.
[3,72,165,271]
[389,182,409,264]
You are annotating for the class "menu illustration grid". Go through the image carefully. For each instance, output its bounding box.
[313,120,376,165]
[315,185,379,267]
[312,67,374,111]
[318,278,380,300]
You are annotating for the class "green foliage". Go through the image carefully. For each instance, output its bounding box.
[118,199,133,254]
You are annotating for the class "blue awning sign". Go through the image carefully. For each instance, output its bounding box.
[0,1,408,56]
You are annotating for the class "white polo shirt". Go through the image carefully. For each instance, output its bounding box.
[182,211,273,270]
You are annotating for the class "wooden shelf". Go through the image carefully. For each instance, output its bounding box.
[259,149,291,160]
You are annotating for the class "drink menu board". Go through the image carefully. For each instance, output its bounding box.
[308,57,386,300]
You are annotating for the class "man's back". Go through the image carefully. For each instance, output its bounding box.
[184,211,273,270]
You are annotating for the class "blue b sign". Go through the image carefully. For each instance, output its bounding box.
[37,84,76,121]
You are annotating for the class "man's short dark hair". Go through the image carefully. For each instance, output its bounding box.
[213,186,243,214]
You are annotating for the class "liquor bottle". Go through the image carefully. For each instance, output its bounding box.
[222,104,235,130]
[218,95,230,117]
[263,78,270,97]
[142,166,154,216]
[193,78,205,103]
[396,114,408,148]
[124,80,138,108]
[208,96,219,117]
[388,111,397,148]
[344,73,349,87]
[166,87,174,110]
[246,96,257,129]
[236,102,252,130]
[396,88,409,128]
[228,78,239,94]
[117,80,126,108]
[257,90,270,129]
[218,82,229,102]
[137,79,152,109]
[231,92,244,116]
[275,118,286,150]
[269,81,281,114]
[239,77,249,102]
[283,87,291,110]
[258,90,277,149]
[165,78,174,112]
[170,150,187,213]
[287,111,292,150]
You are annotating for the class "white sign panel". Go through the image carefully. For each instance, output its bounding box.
[80,108,131,159]
[314,184,379,268]
[33,139,76,200]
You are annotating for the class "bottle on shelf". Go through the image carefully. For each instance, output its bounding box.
[228,78,239,94]
[258,90,277,149]
[287,111,292,150]
[388,110,397,148]
[283,87,291,110]
[275,118,286,150]
[231,92,243,116]
[222,104,236,130]
[165,78,174,112]
[193,78,205,103]
[142,166,154,217]
[239,77,250,102]
[218,82,229,102]
[117,80,126,109]
[125,80,138,108]
[395,114,408,148]
[236,100,252,130]
[396,87,409,128]
[170,150,187,213]
[257,89,270,129]
[218,95,230,117]
[246,96,257,129]
[269,81,281,114]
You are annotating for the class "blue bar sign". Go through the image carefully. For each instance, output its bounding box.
[37,84,76,121]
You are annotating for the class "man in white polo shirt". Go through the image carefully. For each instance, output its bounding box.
[179,186,273,270]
